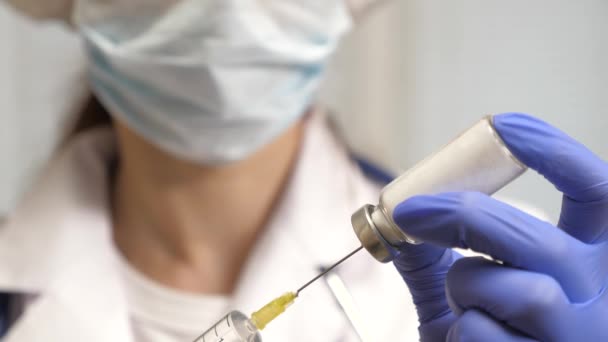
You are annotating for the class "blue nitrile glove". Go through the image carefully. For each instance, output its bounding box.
[392,229,461,340]
[393,113,608,341]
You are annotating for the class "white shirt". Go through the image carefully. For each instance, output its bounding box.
[117,251,231,341]
[0,111,419,341]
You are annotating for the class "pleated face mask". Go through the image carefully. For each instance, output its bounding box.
[4,0,383,21]
[5,0,390,164]
[65,0,352,164]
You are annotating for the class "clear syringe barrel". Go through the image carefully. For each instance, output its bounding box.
[193,311,262,342]
[351,115,527,263]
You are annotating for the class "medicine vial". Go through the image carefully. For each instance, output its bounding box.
[351,115,527,263]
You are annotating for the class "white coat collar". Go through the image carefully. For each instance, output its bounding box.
[0,109,413,341]
[0,128,133,341]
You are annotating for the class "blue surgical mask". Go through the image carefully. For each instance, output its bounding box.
[72,0,352,164]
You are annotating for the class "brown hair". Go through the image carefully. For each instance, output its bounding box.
[69,96,113,136]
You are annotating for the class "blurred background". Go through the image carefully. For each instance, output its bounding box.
[1,0,607,222]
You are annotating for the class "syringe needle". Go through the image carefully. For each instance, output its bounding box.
[246,246,364,333]
[296,246,364,295]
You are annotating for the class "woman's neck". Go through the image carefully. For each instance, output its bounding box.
[111,119,305,295]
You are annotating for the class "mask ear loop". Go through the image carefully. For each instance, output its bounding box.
[346,0,391,24]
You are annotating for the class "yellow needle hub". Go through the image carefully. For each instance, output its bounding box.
[250,292,297,330]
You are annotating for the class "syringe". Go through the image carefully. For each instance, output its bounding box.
[192,310,260,342]
[192,247,364,342]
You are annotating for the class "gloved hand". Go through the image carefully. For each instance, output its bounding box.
[393,113,608,341]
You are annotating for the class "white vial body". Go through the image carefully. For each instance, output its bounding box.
[352,116,527,262]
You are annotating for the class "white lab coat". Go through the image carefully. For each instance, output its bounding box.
[0,111,420,341]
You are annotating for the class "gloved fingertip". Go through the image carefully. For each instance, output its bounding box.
[492,112,553,169]
[493,112,608,203]
[392,193,463,236]
[493,112,537,123]
[393,194,440,226]
[393,192,511,251]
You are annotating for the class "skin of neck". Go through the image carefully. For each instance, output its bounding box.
[112,118,305,295]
